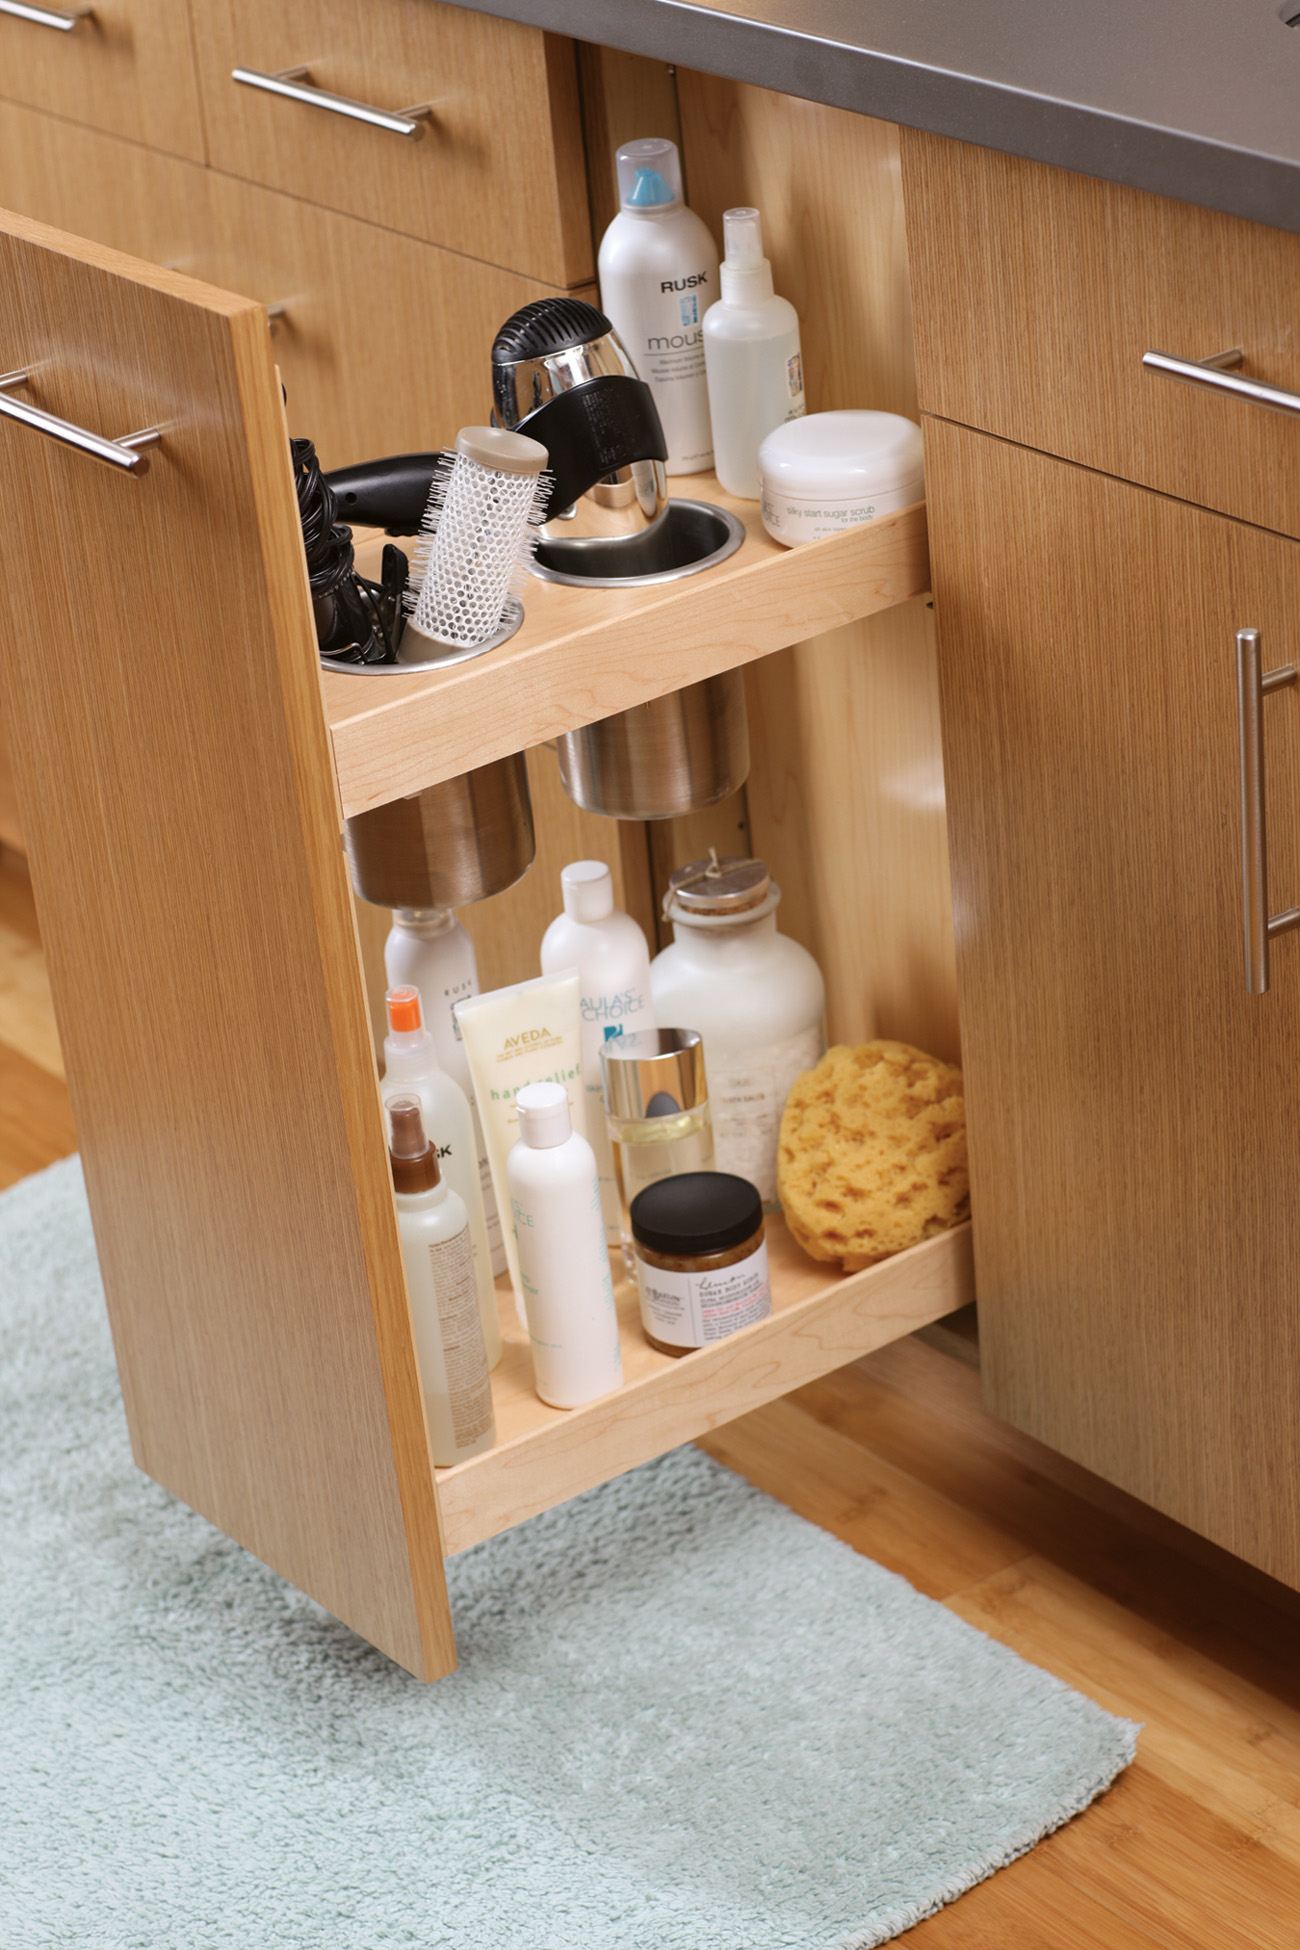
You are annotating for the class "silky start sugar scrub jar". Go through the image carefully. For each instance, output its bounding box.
[758,410,924,547]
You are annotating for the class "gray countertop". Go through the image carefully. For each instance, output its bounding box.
[468,0,1300,237]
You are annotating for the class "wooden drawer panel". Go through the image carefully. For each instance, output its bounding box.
[0,99,588,469]
[188,0,591,288]
[0,0,202,161]
[903,131,1300,540]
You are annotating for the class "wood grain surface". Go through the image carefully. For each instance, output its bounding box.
[435,1217,974,1553]
[188,0,592,286]
[330,488,929,817]
[926,415,1300,1587]
[0,95,590,472]
[0,711,21,855]
[678,75,959,1058]
[0,0,204,162]
[0,210,452,1678]
[902,128,1300,540]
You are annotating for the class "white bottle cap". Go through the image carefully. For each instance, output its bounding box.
[616,137,683,211]
[560,860,614,923]
[719,205,775,306]
[516,1080,573,1148]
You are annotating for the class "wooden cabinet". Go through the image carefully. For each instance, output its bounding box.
[187,0,592,287]
[926,419,1300,1583]
[904,128,1300,1586]
[0,97,588,471]
[0,205,959,1679]
[0,0,204,161]
[904,134,1300,543]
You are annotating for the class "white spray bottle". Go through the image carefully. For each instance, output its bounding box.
[382,985,501,1369]
[702,206,806,498]
[385,907,505,1277]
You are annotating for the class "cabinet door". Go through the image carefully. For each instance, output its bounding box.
[0,209,451,1677]
[928,417,1300,1584]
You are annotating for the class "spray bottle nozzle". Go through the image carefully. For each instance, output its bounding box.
[387,1095,430,1159]
[386,986,423,1035]
[723,207,764,268]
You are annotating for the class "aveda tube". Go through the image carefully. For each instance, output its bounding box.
[454,969,584,1304]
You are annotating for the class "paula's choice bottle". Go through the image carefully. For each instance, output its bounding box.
[649,855,826,1207]
[506,1081,623,1409]
[702,206,806,499]
[597,137,719,475]
[539,860,654,1243]
[387,1096,496,1466]
[385,905,505,1277]
[381,986,501,1369]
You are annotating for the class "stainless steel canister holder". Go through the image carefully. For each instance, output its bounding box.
[344,754,534,908]
[556,669,750,820]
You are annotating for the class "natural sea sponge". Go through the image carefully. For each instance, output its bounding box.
[777,1040,969,1272]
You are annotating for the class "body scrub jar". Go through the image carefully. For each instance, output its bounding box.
[630,1170,771,1356]
[757,409,924,547]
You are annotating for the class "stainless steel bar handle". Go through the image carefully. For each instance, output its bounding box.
[1236,628,1300,994]
[231,65,432,139]
[0,372,161,474]
[1144,347,1300,420]
[0,0,93,28]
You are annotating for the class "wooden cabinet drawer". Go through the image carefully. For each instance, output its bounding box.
[187,0,591,288]
[0,0,202,161]
[0,99,590,468]
[903,131,1300,540]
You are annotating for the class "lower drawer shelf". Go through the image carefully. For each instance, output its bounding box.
[435,1216,973,1554]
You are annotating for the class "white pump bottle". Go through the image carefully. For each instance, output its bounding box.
[702,207,806,499]
[539,860,654,1243]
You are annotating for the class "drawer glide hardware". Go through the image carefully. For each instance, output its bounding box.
[0,372,160,474]
[232,65,433,140]
[1236,627,1299,994]
[1144,347,1300,419]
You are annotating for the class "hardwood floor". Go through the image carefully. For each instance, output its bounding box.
[3,837,1298,1944]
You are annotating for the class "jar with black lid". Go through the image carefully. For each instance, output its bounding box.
[629,1170,771,1356]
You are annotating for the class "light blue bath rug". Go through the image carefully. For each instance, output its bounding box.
[0,1155,1136,1949]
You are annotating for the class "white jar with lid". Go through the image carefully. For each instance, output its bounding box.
[757,410,924,547]
[649,856,825,1206]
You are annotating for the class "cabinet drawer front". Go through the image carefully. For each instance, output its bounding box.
[0,99,589,469]
[0,0,203,161]
[904,131,1300,539]
[928,414,1300,1582]
[188,0,591,288]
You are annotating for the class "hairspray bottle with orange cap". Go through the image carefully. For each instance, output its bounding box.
[382,985,501,1367]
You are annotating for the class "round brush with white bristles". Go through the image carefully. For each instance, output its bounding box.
[403,425,551,655]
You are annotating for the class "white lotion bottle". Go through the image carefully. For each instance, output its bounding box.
[387,1096,496,1466]
[597,137,719,475]
[385,906,505,1276]
[539,861,654,1244]
[381,986,501,1369]
[703,207,806,499]
[507,1082,623,1410]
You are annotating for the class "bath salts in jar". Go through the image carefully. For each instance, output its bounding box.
[630,1171,771,1355]
[649,855,825,1205]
